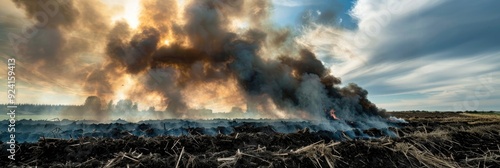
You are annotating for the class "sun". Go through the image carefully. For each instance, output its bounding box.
[110,0,140,29]
[231,19,249,30]
[163,40,170,46]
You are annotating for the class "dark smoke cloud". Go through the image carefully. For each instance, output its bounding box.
[95,0,384,120]
[11,0,97,72]
[8,0,115,120]
[12,0,79,28]
[108,26,160,74]
[8,0,385,120]
[145,67,188,116]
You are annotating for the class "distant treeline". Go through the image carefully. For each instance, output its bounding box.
[0,104,84,115]
[0,96,100,116]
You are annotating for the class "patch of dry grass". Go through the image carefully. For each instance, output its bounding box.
[461,113,500,125]
[408,127,452,141]
[392,142,458,168]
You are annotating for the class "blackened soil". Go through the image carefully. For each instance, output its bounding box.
[1,112,499,167]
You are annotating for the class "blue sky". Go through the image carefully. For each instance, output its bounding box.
[271,0,357,29]
[0,0,499,112]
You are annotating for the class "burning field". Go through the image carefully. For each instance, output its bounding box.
[2,0,500,167]
[1,112,500,167]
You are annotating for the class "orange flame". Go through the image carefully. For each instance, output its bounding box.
[330,109,339,120]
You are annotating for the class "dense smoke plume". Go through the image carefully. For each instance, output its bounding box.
[10,0,385,121]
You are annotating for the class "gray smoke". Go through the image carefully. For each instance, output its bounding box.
[98,0,386,120]
[9,0,387,121]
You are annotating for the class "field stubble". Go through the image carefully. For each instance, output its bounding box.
[1,112,499,167]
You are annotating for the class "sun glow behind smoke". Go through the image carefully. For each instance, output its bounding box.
[230,19,250,31]
[114,74,135,101]
[163,40,170,46]
[111,0,141,29]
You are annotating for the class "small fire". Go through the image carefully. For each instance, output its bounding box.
[330,109,339,120]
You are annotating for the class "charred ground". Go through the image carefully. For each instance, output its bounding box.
[1,112,499,167]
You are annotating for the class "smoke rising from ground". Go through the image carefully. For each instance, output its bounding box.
[9,0,386,121]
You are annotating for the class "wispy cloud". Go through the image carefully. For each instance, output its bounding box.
[301,0,500,111]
